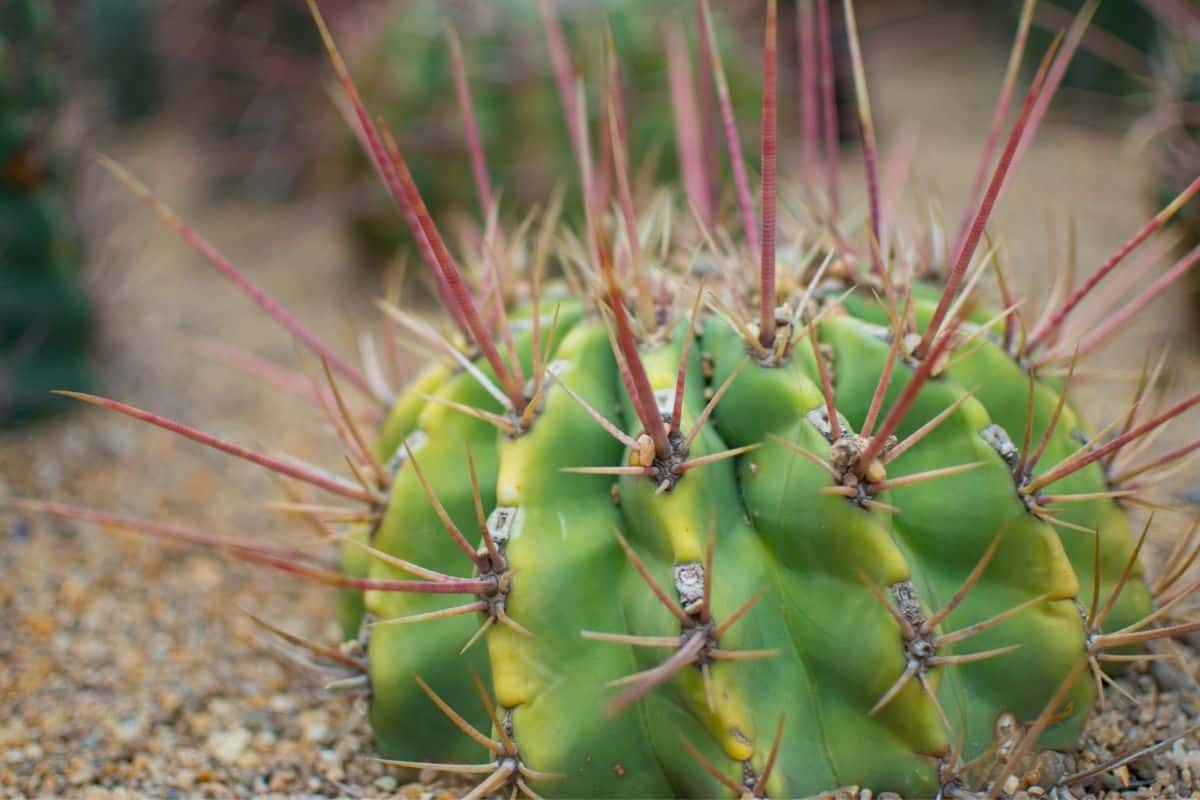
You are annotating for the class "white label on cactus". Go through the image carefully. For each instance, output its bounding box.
[980,423,1019,469]
[855,320,893,343]
[385,430,429,475]
[805,406,853,442]
[654,388,676,419]
[673,561,704,609]
[487,506,523,549]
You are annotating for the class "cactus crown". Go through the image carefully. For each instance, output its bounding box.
[10,0,1200,797]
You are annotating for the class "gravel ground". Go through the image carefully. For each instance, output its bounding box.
[2,5,1199,799]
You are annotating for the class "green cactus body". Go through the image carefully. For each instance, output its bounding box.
[0,0,91,426]
[336,278,1149,797]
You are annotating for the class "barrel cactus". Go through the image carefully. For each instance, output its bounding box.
[0,0,91,426]
[11,0,1200,797]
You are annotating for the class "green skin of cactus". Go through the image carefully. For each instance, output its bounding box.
[0,0,92,426]
[332,273,1150,796]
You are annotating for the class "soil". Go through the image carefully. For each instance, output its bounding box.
[2,4,1199,799]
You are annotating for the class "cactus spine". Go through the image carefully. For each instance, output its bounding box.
[9,0,1200,797]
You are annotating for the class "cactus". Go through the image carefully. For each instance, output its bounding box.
[9,0,1200,797]
[0,0,91,426]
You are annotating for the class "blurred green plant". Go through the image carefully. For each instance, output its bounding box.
[1014,0,1159,97]
[0,0,92,427]
[81,0,164,122]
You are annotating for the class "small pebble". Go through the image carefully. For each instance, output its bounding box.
[207,728,251,765]
[303,720,329,743]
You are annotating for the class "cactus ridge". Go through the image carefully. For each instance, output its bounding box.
[8,0,1200,798]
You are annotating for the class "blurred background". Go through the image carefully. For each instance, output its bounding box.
[1,0,1198,796]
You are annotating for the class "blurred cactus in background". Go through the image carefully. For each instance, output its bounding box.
[1157,56,1200,248]
[337,0,769,262]
[1014,0,1159,97]
[997,0,1199,316]
[80,0,164,123]
[71,0,852,248]
[0,0,92,427]
[1141,4,1200,312]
